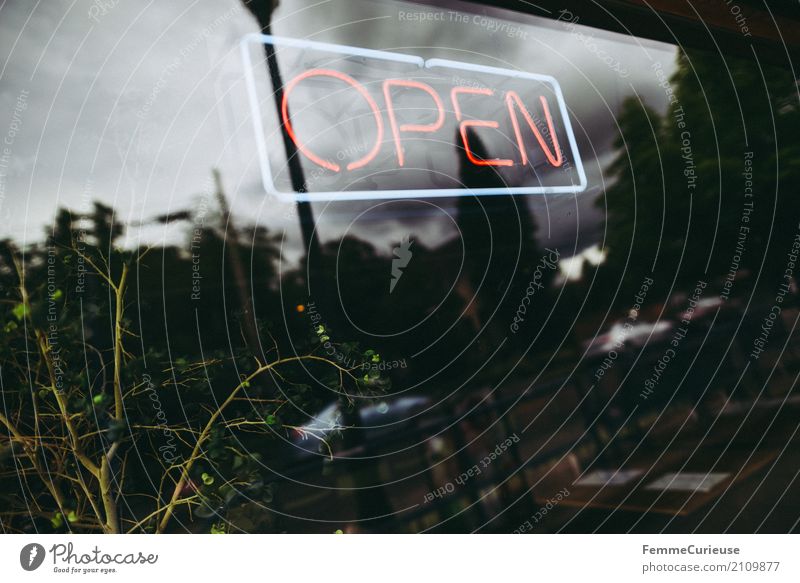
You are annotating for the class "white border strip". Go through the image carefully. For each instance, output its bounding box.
[3,534,798,582]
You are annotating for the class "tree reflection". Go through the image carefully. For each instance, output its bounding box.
[598,49,800,304]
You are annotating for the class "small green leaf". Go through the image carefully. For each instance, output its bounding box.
[52,289,63,301]
[210,522,226,534]
[371,353,380,363]
[201,472,215,486]
[12,303,27,321]
[50,513,64,529]
[92,394,104,405]
[334,529,344,534]
[265,414,277,425]
[66,510,78,523]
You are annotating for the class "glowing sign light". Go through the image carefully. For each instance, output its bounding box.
[241,34,587,201]
[383,79,446,167]
[280,68,386,172]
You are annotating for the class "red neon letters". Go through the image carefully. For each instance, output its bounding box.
[281,69,384,172]
[383,80,445,167]
[506,92,563,167]
[450,86,513,167]
[281,68,563,172]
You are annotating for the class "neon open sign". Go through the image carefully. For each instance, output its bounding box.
[241,34,587,202]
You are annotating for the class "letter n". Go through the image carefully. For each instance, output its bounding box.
[505,91,563,167]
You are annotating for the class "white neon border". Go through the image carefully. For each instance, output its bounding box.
[241,33,588,202]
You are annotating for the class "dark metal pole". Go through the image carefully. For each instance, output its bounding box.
[243,1,394,531]
[245,1,322,267]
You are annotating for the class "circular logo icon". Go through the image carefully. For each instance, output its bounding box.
[20,543,46,571]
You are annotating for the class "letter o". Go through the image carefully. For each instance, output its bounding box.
[281,68,384,172]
